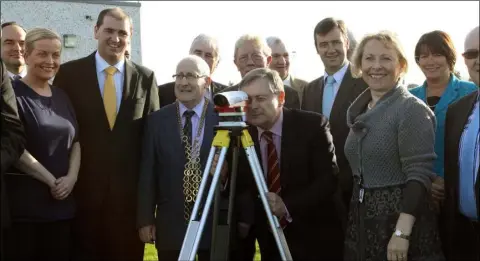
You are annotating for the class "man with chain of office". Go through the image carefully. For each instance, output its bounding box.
[137,55,227,261]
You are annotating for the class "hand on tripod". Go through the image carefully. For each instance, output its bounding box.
[266,192,287,218]
[210,153,228,184]
[139,224,156,244]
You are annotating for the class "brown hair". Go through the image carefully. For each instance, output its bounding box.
[350,30,408,78]
[96,7,132,31]
[239,67,284,94]
[313,17,348,48]
[414,30,456,72]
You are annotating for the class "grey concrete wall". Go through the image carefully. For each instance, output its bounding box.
[1,0,142,64]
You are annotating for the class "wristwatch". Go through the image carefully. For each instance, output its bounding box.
[394,229,411,240]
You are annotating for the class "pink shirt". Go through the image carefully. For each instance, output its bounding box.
[257,110,283,177]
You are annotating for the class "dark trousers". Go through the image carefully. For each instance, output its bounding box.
[71,208,144,261]
[3,219,72,261]
[448,214,480,261]
[156,249,210,261]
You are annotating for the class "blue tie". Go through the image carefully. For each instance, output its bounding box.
[322,76,336,119]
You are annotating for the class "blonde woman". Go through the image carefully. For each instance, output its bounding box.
[343,31,444,261]
[4,28,80,261]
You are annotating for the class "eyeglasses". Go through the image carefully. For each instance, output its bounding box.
[237,53,265,64]
[462,49,479,60]
[172,73,206,81]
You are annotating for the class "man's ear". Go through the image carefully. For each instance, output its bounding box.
[266,56,272,66]
[94,26,99,40]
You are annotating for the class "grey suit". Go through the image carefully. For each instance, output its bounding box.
[137,100,219,252]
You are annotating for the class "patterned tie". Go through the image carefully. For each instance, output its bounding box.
[183,110,195,149]
[103,66,117,129]
[322,75,336,119]
[263,131,288,229]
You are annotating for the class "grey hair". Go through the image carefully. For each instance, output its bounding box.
[189,33,220,58]
[177,54,210,76]
[266,36,291,53]
[234,34,271,59]
[464,26,479,50]
[238,67,284,94]
[347,29,357,61]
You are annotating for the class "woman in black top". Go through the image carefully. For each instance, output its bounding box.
[4,28,80,261]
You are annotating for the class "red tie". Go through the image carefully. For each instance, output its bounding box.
[263,131,288,229]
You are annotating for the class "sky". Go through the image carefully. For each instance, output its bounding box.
[139,1,479,86]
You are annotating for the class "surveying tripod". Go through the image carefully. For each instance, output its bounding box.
[178,105,293,261]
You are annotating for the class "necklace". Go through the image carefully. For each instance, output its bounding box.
[176,97,209,222]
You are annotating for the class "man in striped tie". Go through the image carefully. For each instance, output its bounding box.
[230,67,344,261]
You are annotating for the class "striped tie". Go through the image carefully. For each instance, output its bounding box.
[263,131,288,229]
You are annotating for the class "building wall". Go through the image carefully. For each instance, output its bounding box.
[1,1,142,64]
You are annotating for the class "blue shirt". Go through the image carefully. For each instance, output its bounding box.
[95,51,125,113]
[459,95,479,220]
[410,74,477,177]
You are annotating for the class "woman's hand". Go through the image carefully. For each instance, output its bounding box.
[431,176,445,202]
[387,233,409,261]
[51,175,77,200]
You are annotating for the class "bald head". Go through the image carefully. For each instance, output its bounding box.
[463,26,479,86]
[174,55,211,108]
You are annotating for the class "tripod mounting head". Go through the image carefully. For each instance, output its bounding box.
[213,91,248,127]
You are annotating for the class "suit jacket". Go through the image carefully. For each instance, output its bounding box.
[444,90,480,259]
[53,52,160,216]
[222,84,300,109]
[234,108,343,259]
[1,59,25,229]
[137,100,219,251]
[301,65,367,199]
[159,80,228,108]
[287,75,308,105]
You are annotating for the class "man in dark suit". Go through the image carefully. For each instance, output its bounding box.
[159,34,228,107]
[1,56,25,260]
[53,7,160,261]
[222,34,300,109]
[137,55,224,261]
[443,26,479,261]
[301,18,367,214]
[230,68,343,260]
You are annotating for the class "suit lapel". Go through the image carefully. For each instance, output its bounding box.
[85,53,111,130]
[280,108,292,189]
[114,59,138,130]
[200,101,217,164]
[315,77,325,113]
[167,103,187,164]
[330,65,354,120]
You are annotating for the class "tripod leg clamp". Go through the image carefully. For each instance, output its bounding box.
[212,130,231,148]
[240,129,254,148]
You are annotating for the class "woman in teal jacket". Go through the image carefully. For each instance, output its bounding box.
[410,30,477,206]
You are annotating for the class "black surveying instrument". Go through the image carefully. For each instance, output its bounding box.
[178,91,293,261]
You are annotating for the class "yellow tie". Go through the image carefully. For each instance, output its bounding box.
[103,66,117,129]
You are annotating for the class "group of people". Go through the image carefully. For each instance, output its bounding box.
[0,5,479,261]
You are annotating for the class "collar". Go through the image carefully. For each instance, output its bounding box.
[179,96,206,118]
[7,68,27,79]
[283,74,292,87]
[257,109,284,139]
[324,62,349,84]
[95,51,125,75]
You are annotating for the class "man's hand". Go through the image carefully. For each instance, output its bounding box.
[210,153,228,183]
[139,225,156,244]
[266,192,287,218]
[431,176,445,202]
[51,175,77,200]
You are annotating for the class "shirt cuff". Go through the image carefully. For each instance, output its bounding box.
[284,205,293,223]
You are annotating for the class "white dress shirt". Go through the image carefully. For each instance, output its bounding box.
[283,75,292,87]
[7,69,27,80]
[95,51,125,113]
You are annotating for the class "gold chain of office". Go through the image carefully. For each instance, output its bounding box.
[176,98,209,222]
